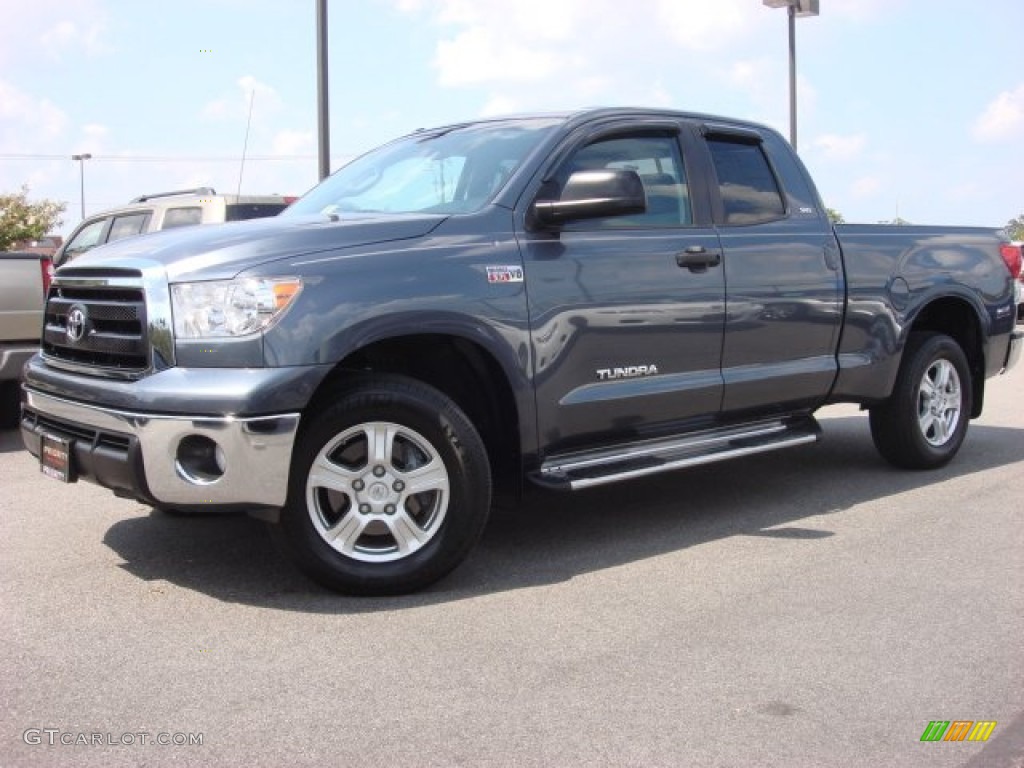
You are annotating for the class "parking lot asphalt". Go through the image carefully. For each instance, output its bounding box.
[2,370,1022,767]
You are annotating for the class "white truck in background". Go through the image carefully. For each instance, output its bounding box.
[0,252,51,427]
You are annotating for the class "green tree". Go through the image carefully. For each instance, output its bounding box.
[0,185,66,251]
[1005,214,1024,241]
[878,217,912,226]
[826,207,845,225]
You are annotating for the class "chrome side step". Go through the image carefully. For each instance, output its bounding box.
[531,416,820,491]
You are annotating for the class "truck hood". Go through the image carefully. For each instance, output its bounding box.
[62,213,447,281]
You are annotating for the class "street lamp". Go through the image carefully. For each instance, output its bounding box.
[71,153,92,219]
[762,0,819,152]
[316,0,330,181]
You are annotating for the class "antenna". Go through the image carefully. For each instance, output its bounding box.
[236,90,255,197]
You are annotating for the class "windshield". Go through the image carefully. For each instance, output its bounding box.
[286,118,561,217]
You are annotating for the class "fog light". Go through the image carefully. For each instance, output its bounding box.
[175,435,226,485]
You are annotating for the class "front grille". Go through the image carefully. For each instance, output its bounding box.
[42,282,149,372]
[23,409,132,453]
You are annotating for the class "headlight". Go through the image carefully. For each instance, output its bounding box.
[171,277,302,339]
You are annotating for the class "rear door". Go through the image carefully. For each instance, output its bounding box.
[519,122,726,456]
[701,124,842,416]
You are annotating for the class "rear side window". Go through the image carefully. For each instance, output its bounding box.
[707,138,786,225]
[107,213,151,242]
[162,207,202,229]
[225,203,288,222]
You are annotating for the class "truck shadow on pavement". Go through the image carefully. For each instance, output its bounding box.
[0,427,25,454]
[102,414,1024,612]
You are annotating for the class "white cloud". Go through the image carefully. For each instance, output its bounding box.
[40,18,110,58]
[795,73,818,119]
[656,0,752,51]
[851,176,883,199]
[0,79,68,149]
[402,0,758,97]
[435,28,568,87]
[201,75,282,123]
[479,95,521,117]
[0,1,110,65]
[71,123,109,156]
[946,181,980,201]
[829,0,907,22]
[650,83,674,109]
[271,130,313,156]
[813,133,867,160]
[433,0,578,42]
[729,58,784,108]
[972,84,1024,142]
[730,60,762,89]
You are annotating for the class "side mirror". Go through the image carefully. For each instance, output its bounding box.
[533,169,646,226]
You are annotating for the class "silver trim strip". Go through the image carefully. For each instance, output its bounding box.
[543,419,790,475]
[562,433,818,490]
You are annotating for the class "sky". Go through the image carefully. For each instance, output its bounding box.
[1,0,1022,237]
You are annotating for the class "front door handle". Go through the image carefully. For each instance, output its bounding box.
[675,246,722,271]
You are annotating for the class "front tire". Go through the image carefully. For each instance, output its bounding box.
[869,332,972,469]
[275,374,491,595]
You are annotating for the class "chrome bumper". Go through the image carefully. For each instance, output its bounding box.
[21,388,299,509]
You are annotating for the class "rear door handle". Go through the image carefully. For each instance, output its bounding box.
[675,246,722,271]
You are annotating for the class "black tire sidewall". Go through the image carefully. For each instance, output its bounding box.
[278,375,491,595]
[872,333,972,469]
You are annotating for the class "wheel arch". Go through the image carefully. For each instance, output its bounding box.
[302,330,530,499]
[905,294,987,417]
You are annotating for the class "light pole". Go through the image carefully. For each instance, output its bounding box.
[71,153,92,219]
[316,0,330,181]
[762,0,819,152]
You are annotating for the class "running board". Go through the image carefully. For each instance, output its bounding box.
[531,416,821,491]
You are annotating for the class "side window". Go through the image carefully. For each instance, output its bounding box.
[707,138,786,225]
[561,135,691,228]
[62,218,108,258]
[107,212,151,242]
[162,207,203,229]
[225,203,288,221]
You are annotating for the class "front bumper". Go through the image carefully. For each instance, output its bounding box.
[21,388,300,511]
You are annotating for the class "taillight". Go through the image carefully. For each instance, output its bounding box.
[1000,243,1022,279]
[40,258,54,295]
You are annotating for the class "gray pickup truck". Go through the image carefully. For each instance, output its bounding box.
[1,252,51,427]
[19,108,1023,594]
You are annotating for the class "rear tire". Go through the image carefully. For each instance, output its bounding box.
[274,374,491,595]
[869,332,972,469]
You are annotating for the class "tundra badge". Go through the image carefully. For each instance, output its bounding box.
[596,364,659,381]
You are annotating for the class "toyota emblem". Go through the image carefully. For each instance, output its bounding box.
[66,306,88,343]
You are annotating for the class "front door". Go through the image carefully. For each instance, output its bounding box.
[519,129,726,457]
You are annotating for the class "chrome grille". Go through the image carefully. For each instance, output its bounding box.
[41,269,152,375]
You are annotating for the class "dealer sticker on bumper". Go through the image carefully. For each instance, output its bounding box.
[40,433,75,483]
